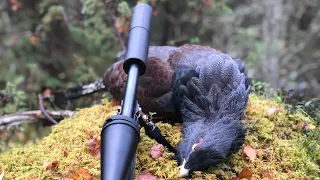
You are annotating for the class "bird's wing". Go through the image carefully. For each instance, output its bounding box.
[103,46,178,116]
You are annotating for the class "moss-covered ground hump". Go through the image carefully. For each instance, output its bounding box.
[0,95,319,179]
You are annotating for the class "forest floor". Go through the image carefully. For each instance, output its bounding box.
[0,94,319,180]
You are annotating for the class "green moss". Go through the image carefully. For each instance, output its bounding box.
[255,117,275,140]
[0,95,319,179]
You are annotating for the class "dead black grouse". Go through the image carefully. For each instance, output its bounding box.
[57,44,250,177]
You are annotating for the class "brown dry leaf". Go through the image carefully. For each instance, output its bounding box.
[292,121,305,131]
[239,168,252,179]
[150,144,164,159]
[305,123,315,130]
[137,169,157,180]
[243,146,257,160]
[292,124,298,131]
[86,137,100,157]
[72,168,92,180]
[110,99,121,106]
[42,160,58,171]
[267,107,279,116]
[63,150,68,157]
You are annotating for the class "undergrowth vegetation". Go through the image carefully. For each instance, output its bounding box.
[0,93,319,179]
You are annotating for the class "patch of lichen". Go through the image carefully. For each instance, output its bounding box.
[0,94,319,179]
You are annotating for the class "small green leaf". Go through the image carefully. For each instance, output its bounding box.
[149,112,157,116]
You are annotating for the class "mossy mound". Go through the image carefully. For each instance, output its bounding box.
[0,95,319,179]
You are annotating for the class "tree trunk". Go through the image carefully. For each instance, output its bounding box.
[260,0,289,88]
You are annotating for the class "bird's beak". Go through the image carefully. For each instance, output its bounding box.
[179,159,190,177]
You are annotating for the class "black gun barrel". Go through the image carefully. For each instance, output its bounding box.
[101,4,152,180]
[123,3,152,76]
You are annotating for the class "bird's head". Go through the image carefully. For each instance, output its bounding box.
[177,138,225,177]
[176,122,223,177]
[176,118,246,177]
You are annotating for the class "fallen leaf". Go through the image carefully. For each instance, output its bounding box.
[151,144,164,159]
[239,168,252,179]
[42,160,58,170]
[243,146,257,160]
[110,99,121,106]
[305,123,315,130]
[72,168,92,180]
[267,107,279,116]
[292,124,298,131]
[63,150,68,157]
[292,122,305,131]
[137,169,157,180]
[86,137,100,157]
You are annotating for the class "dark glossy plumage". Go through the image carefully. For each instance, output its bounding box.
[103,44,250,175]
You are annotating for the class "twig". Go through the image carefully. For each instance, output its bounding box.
[0,110,75,130]
[38,94,58,125]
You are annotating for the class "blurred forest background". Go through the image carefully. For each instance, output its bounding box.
[0,0,320,152]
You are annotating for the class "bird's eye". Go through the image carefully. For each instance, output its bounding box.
[192,139,203,152]
[192,143,197,152]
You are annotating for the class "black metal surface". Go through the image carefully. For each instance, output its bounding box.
[123,4,152,75]
[100,3,152,180]
[121,64,139,118]
[101,116,140,180]
[145,125,176,154]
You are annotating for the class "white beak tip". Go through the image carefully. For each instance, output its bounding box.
[179,159,190,177]
[179,167,190,177]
